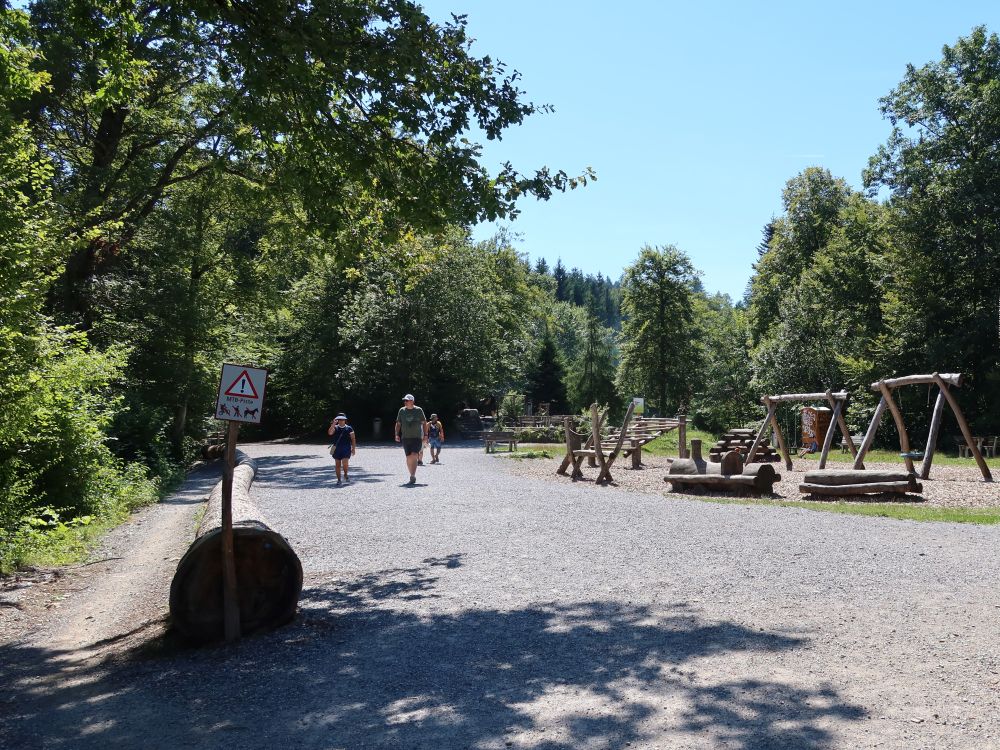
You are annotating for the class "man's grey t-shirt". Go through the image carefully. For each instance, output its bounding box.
[397,406,427,439]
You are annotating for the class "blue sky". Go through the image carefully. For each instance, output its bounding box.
[419,1,1000,299]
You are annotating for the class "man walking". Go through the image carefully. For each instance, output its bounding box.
[395,393,428,485]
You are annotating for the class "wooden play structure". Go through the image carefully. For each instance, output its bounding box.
[746,390,859,470]
[709,427,780,462]
[853,373,992,481]
[557,404,684,484]
[666,439,781,496]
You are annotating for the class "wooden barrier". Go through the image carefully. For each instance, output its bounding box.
[800,468,922,496]
[169,452,303,643]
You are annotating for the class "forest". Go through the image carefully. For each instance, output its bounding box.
[1,3,998,570]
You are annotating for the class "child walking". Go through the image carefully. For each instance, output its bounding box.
[427,413,445,463]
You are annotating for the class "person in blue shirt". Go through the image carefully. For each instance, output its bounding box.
[327,413,357,484]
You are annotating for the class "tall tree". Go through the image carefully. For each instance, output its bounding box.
[569,294,617,412]
[525,325,568,414]
[24,0,592,322]
[745,168,851,347]
[616,245,699,415]
[553,258,568,301]
[865,26,1000,429]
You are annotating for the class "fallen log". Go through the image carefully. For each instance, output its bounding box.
[802,469,918,486]
[665,471,780,496]
[799,481,922,496]
[170,452,303,643]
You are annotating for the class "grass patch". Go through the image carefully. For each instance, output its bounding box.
[1,466,185,575]
[642,428,717,457]
[499,447,554,460]
[685,495,1000,525]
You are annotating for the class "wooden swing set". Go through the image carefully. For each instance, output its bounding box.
[746,390,858,470]
[853,373,992,481]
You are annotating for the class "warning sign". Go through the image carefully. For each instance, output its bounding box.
[215,363,267,424]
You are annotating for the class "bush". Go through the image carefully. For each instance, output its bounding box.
[514,426,565,443]
[0,328,160,572]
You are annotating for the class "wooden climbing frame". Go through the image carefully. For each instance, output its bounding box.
[854,373,992,481]
[746,390,859,471]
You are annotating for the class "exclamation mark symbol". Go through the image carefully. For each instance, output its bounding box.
[240,379,246,394]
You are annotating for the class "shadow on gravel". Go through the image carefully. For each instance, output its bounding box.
[160,464,223,506]
[252,454,392,489]
[0,559,866,750]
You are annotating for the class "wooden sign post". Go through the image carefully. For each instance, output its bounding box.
[214,363,268,643]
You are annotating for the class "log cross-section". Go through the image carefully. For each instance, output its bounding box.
[170,452,304,643]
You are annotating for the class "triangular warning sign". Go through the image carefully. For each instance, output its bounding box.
[223,369,260,399]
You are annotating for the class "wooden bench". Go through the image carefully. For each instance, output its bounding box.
[840,434,866,453]
[484,431,518,453]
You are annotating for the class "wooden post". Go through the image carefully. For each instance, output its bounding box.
[826,391,860,466]
[677,413,687,458]
[221,420,241,643]
[877,380,914,473]
[557,416,575,475]
[932,373,992,481]
[920,388,947,480]
[768,405,792,471]
[747,400,777,463]
[854,396,887,469]
[817,394,842,469]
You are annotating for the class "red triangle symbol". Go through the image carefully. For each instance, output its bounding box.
[223,370,260,399]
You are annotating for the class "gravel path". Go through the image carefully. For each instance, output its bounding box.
[2,440,1000,749]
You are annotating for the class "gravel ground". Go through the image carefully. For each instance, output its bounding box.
[2,439,1000,749]
[510,448,1000,508]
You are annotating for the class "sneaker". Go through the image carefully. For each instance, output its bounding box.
[417,460,424,466]
[343,475,349,483]
[336,477,341,485]
[408,475,416,485]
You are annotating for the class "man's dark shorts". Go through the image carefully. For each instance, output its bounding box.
[402,438,423,456]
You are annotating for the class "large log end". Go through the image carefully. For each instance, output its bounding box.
[170,525,303,643]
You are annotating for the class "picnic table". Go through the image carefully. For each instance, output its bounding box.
[958,435,997,458]
[484,431,518,453]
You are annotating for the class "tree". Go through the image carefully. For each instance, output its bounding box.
[688,294,757,433]
[865,26,1000,429]
[569,294,618,412]
[616,245,700,415]
[553,259,568,301]
[745,168,851,347]
[25,0,592,321]
[525,325,568,414]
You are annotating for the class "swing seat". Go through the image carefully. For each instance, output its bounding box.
[900,450,924,460]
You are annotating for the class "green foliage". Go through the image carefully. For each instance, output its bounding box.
[865,26,1000,432]
[688,294,757,433]
[616,245,700,415]
[568,296,618,413]
[525,325,568,414]
[498,392,527,425]
[513,427,565,443]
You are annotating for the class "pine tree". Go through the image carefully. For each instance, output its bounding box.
[525,325,568,413]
